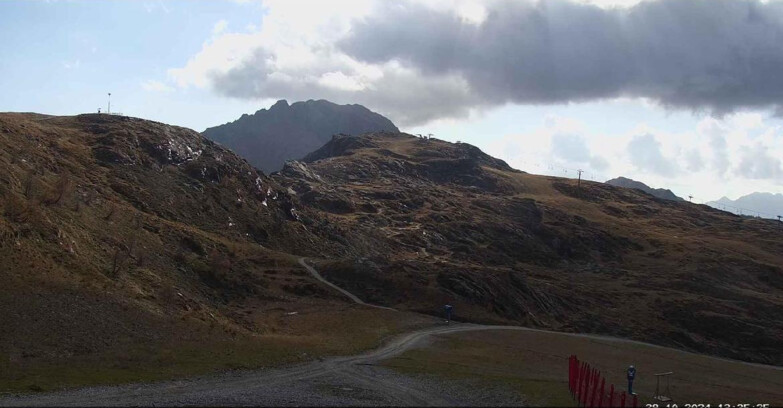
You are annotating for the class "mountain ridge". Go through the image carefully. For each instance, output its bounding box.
[274,132,783,365]
[707,192,783,219]
[202,99,399,173]
[1,113,782,388]
[605,176,684,201]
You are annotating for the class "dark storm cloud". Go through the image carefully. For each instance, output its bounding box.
[208,48,478,126]
[339,0,783,117]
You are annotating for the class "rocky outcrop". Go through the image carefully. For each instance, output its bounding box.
[274,132,783,365]
[605,176,683,201]
[203,100,399,173]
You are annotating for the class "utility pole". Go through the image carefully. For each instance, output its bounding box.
[777,215,781,224]
[688,195,693,202]
[108,92,111,114]
[577,169,584,188]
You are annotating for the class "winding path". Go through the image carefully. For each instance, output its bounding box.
[298,258,395,311]
[2,260,781,406]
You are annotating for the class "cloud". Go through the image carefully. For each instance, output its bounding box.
[141,80,175,93]
[212,20,228,36]
[627,133,678,177]
[552,133,592,162]
[684,149,705,172]
[170,0,783,126]
[736,144,783,181]
[589,156,610,172]
[550,132,609,170]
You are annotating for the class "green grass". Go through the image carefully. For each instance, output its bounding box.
[382,335,575,407]
[381,329,783,406]
[0,307,435,394]
[1,339,296,393]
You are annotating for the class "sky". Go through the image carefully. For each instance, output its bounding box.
[1,0,782,204]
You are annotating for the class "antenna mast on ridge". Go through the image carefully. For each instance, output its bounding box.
[108,92,111,114]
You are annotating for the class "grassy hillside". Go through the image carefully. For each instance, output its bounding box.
[274,132,783,365]
[381,329,783,406]
[1,113,781,394]
[0,113,431,392]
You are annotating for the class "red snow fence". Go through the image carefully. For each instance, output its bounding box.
[569,355,638,408]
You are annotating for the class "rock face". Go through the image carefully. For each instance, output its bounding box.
[707,193,783,219]
[605,176,684,201]
[202,100,399,173]
[274,133,783,365]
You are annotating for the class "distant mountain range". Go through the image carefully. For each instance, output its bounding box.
[605,177,684,201]
[202,99,399,173]
[706,193,783,219]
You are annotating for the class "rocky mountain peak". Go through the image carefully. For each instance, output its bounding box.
[202,99,399,173]
[270,99,290,110]
[605,176,683,201]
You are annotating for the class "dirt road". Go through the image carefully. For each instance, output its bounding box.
[298,258,395,311]
[0,324,530,407]
[2,259,780,406]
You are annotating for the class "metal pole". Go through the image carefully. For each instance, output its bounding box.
[108,92,111,114]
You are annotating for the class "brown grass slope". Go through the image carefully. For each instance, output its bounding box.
[273,132,783,365]
[2,113,782,393]
[0,113,429,392]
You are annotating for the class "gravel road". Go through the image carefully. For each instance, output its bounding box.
[0,324,529,407]
[2,259,780,406]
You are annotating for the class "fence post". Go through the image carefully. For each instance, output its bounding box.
[569,356,573,395]
[585,367,591,408]
[568,355,578,397]
[632,394,638,408]
[581,363,588,406]
[597,377,605,408]
[620,391,626,408]
[588,369,598,408]
[575,357,580,397]
[581,364,589,407]
[608,384,615,408]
